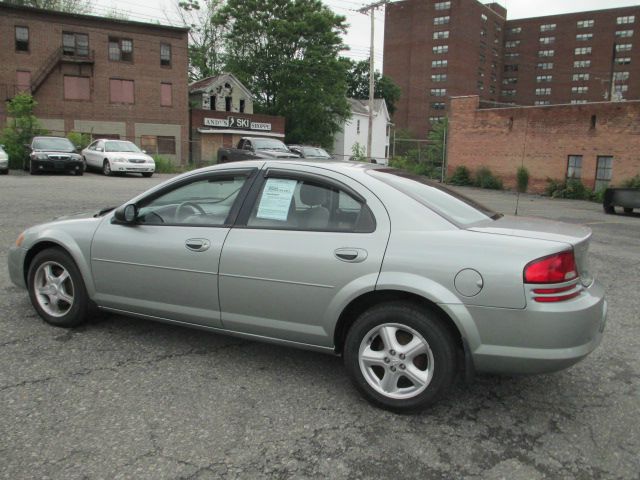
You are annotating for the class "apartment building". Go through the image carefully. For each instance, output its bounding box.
[384,0,640,137]
[0,3,189,163]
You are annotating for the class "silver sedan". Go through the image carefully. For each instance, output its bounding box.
[7,160,607,411]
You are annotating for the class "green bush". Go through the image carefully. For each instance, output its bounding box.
[546,178,594,200]
[153,155,180,173]
[448,165,473,186]
[516,166,529,193]
[474,166,503,190]
[621,174,640,189]
[66,132,91,151]
[0,93,48,169]
[389,156,440,178]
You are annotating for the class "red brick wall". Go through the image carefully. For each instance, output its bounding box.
[447,95,640,192]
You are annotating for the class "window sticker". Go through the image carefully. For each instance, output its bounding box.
[256,178,297,221]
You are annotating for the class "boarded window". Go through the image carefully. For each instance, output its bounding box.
[109,79,134,103]
[160,83,172,106]
[140,135,157,154]
[64,76,90,100]
[160,43,171,66]
[15,26,29,52]
[140,135,176,155]
[16,71,31,93]
[158,136,176,154]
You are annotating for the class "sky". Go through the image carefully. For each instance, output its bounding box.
[92,0,640,70]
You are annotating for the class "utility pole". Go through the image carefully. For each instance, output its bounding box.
[358,0,388,163]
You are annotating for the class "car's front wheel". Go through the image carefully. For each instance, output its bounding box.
[344,302,457,412]
[27,248,90,327]
[103,160,112,176]
[142,172,153,178]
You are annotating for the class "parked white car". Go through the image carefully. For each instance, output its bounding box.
[82,139,155,177]
[0,144,9,174]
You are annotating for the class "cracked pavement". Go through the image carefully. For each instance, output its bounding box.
[1,172,639,479]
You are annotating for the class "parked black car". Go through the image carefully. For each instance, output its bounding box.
[217,137,300,163]
[287,145,333,160]
[24,136,84,175]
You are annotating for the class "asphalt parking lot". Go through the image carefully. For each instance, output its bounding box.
[1,170,639,479]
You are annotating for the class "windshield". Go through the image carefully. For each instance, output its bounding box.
[32,137,75,152]
[303,147,331,158]
[368,168,502,227]
[105,141,142,153]
[253,139,288,151]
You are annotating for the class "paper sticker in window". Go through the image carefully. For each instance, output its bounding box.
[257,179,297,221]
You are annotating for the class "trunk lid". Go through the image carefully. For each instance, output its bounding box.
[469,215,594,286]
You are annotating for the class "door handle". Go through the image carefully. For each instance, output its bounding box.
[334,248,368,263]
[185,238,211,252]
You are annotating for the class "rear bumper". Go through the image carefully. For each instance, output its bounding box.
[466,281,607,374]
[32,159,83,173]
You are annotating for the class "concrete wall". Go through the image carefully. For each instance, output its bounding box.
[447,95,640,193]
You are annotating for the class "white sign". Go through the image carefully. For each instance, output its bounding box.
[256,179,297,222]
[251,122,272,131]
[203,116,272,132]
[204,118,229,128]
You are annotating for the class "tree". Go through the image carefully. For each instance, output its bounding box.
[177,0,227,82]
[344,58,401,116]
[0,93,48,169]
[3,0,92,14]
[426,117,447,166]
[215,0,351,147]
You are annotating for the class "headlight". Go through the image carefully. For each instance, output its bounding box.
[114,157,127,163]
[72,154,82,160]
[34,153,48,160]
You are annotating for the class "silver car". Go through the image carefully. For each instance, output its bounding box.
[0,144,9,174]
[8,160,607,411]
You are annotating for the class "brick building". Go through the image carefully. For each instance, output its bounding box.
[0,3,189,163]
[384,0,640,138]
[447,95,640,193]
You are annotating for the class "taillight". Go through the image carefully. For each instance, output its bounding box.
[524,251,578,284]
[525,251,582,302]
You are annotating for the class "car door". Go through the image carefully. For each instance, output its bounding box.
[218,165,391,348]
[91,168,257,326]
[87,140,103,168]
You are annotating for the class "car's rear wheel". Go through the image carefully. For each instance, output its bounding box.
[82,157,88,172]
[27,248,90,328]
[344,302,457,412]
[0,169,8,175]
[603,205,615,214]
[623,207,633,214]
[103,160,112,176]
[142,172,153,178]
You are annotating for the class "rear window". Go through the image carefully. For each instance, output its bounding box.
[368,168,502,227]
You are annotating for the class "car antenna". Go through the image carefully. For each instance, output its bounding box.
[515,111,530,216]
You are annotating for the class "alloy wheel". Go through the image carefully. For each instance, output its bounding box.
[33,261,75,317]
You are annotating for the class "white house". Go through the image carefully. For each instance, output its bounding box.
[333,98,392,164]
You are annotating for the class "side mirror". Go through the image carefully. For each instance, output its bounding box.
[96,147,104,152]
[142,150,147,154]
[113,204,138,224]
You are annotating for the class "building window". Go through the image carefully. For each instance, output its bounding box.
[64,75,90,100]
[534,100,550,105]
[434,16,450,26]
[502,89,516,97]
[572,86,589,94]
[160,83,172,106]
[109,78,134,103]
[595,156,613,191]
[508,26,522,34]
[489,85,496,94]
[615,84,629,93]
[479,53,486,63]
[613,71,630,81]
[15,26,29,52]
[540,24,556,32]
[430,88,447,97]
[567,155,583,180]
[433,31,449,40]
[571,99,588,104]
[537,62,554,70]
[480,28,487,37]
[576,33,593,41]
[431,74,447,82]
[505,53,520,60]
[432,45,448,54]
[481,13,488,22]
[504,64,519,72]
[577,20,594,29]
[432,59,448,68]
[505,40,520,48]
[160,43,171,67]
[572,73,590,81]
[431,102,446,110]
[615,57,631,65]
[574,60,591,68]
[536,75,552,83]
[575,47,592,55]
[429,116,444,123]
[140,135,177,155]
[356,120,360,134]
[539,36,555,44]
[16,71,31,93]
[616,30,634,38]
[535,88,551,96]
[477,80,484,91]
[62,32,89,57]
[434,1,451,10]
[617,16,635,25]
[538,50,554,57]
[616,43,632,52]
[108,37,133,62]
[239,99,246,113]
[503,77,518,85]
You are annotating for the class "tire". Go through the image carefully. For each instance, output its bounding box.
[603,205,615,214]
[344,302,458,412]
[75,169,83,176]
[29,161,38,175]
[27,248,90,328]
[142,172,153,178]
[103,160,112,176]
[623,207,633,214]
[82,157,88,172]
[0,169,8,175]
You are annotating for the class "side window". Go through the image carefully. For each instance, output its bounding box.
[137,175,248,226]
[247,176,375,232]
